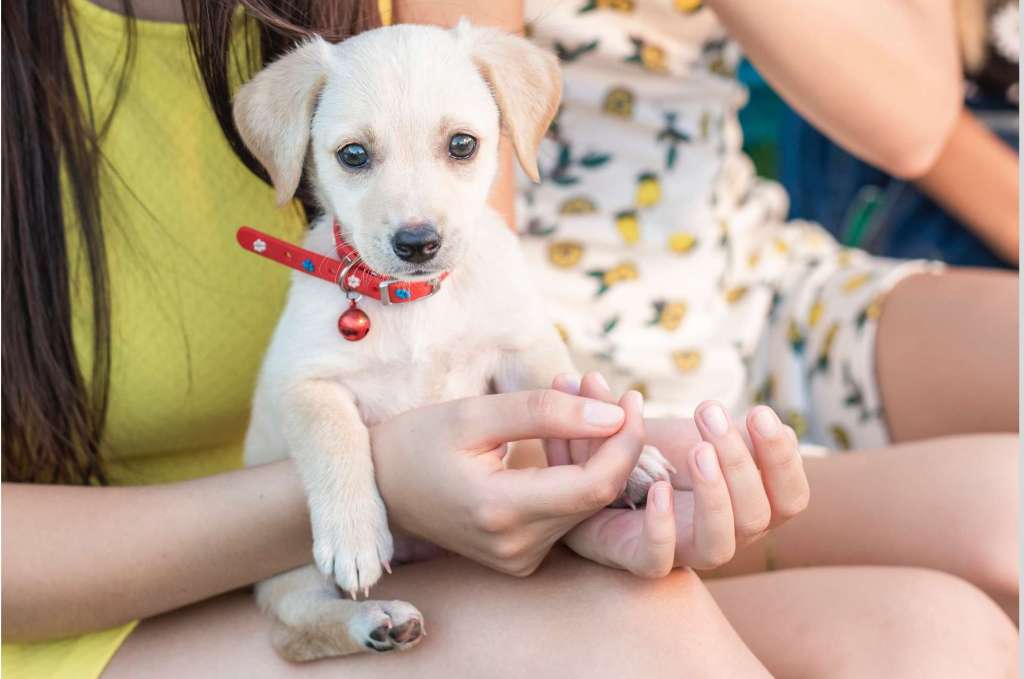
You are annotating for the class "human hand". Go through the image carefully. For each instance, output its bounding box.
[549,373,810,577]
[370,388,646,576]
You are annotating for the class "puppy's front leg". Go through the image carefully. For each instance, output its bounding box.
[494,329,576,394]
[281,379,393,597]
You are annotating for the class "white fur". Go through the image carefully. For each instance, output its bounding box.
[236,23,668,661]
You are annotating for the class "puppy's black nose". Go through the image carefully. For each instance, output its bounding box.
[391,224,441,264]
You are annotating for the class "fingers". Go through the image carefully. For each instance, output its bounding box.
[545,374,579,467]
[746,407,810,527]
[492,390,646,518]
[572,373,615,465]
[635,481,677,577]
[444,388,625,451]
[685,441,736,569]
[563,481,676,578]
[576,389,645,500]
[694,401,771,541]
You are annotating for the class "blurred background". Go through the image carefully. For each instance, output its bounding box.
[737,0,1019,270]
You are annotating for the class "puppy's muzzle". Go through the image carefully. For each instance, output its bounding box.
[391,223,442,264]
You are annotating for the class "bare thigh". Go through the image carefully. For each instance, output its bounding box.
[876,267,1018,441]
[708,566,1018,679]
[709,434,1019,619]
[103,548,767,679]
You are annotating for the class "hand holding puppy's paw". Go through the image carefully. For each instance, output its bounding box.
[615,444,676,509]
[311,492,394,597]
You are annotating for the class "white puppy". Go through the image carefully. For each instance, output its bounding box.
[234,21,671,661]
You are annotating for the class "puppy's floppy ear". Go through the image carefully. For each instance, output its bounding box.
[456,19,562,183]
[233,36,330,206]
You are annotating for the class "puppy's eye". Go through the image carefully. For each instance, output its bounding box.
[448,133,477,160]
[337,143,369,168]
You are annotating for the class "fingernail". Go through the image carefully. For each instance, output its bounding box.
[653,482,671,512]
[558,373,581,395]
[626,389,644,413]
[583,400,624,426]
[700,404,729,436]
[695,444,720,482]
[589,371,610,391]
[751,406,780,438]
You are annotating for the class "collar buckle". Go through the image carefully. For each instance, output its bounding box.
[378,276,443,306]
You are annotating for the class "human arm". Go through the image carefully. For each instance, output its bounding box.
[708,0,961,178]
[2,461,312,641]
[914,108,1019,264]
[2,388,636,641]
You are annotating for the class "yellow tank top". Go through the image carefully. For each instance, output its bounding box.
[65,0,306,486]
[3,0,394,675]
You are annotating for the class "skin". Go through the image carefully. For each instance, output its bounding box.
[551,382,1020,624]
[914,109,1020,264]
[707,0,960,178]
[103,559,1018,679]
[7,1,1016,676]
[546,373,810,577]
[876,268,1018,442]
[705,434,1020,620]
[104,552,772,679]
[707,566,1018,679]
[7,387,798,640]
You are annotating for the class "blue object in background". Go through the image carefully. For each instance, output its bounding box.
[736,59,1017,269]
[780,108,1017,269]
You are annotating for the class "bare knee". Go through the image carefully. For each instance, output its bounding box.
[546,556,769,677]
[836,569,1017,679]
[969,435,1019,612]
[940,435,1020,616]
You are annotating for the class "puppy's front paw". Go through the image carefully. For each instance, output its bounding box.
[311,492,394,597]
[349,600,425,653]
[615,444,676,509]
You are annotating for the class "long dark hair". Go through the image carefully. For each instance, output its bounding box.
[1,0,380,484]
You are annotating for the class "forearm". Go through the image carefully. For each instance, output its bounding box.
[2,461,311,641]
[914,109,1019,264]
[396,0,521,229]
[709,0,960,178]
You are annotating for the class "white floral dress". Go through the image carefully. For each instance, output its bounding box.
[518,0,939,451]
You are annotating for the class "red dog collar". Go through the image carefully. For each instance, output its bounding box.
[236,221,448,341]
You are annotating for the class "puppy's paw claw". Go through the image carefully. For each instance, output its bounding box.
[311,497,394,594]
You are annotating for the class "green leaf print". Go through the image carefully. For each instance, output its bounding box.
[554,40,600,63]
[602,316,620,335]
[552,174,581,186]
[579,152,611,168]
[666,145,678,170]
[657,112,692,171]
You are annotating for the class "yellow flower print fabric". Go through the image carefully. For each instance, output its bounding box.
[519,0,940,450]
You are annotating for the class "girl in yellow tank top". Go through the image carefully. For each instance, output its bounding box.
[2,1,356,675]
